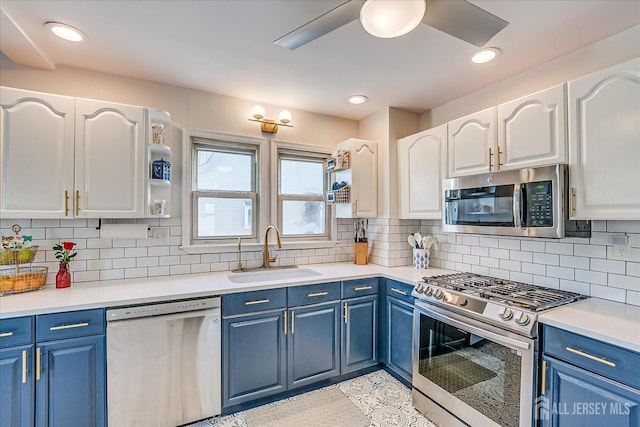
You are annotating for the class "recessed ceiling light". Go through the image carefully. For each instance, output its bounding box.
[45,22,86,42]
[471,47,501,64]
[348,95,368,105]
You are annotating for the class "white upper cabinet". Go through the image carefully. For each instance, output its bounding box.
[334,138,378,218]
[75,98,145,218]
[448,107,495,177]
[398,124,447,219]
[497,84,567,171]
[568,58,640,220]
[0,87,75,218]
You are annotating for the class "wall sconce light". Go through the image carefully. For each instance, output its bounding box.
[249,105,293,133]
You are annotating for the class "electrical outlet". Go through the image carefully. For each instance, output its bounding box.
[150,227,169,245]
[612,235,631,259]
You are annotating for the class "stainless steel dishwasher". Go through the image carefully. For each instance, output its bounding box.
[106,297,221,427]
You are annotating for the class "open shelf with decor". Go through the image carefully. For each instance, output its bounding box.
[146,109,172,218]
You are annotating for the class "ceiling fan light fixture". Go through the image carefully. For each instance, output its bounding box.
[360,0,426,39]
[471,47,501,64]
[45,22,86,42]
[348,95,368,105]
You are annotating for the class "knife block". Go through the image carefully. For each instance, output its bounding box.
[353,242,368,265]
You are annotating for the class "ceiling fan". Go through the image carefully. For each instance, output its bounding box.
[274,0,508,50]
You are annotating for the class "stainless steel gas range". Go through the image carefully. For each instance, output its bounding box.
[411,273,587,427]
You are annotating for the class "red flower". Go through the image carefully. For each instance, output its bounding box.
[62,242,76,251]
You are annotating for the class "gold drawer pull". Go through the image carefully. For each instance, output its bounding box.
[283,310,288,335]
[354,286,372,291]
[541,360,547,395]
[36,347,42,381]
[344,303,348,324]
[245,299,270,306]
[291,311,295,334]
[566,347,616,368]
[0,331,14,338]
[22,350,28,384]
[64,190,70,216]
[307,292,328,297]
[75,190,80,216]
[49,322,89,331]
[391,288,407,296]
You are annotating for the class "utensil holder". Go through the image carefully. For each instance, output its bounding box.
[354,242,368,265]
[413,248,430,269]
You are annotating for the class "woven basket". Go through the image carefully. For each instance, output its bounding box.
[0,246,39,265]
[0,266,48,295]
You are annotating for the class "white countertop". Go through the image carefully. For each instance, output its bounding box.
[0,263,451,319]
[539,298,640,353]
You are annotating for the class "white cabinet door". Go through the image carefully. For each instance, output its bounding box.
[0,87,75,218]
[398,125,447,219]
[334,138,378,218]
[448,107,495,177]
[497,84,567,171]
[75,98,145,218]
[568,58,640,220]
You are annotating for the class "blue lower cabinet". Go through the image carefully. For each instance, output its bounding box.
[222,310,287,407]
[36,335,106,427]
[288,302,340,389]
[341,296,377,374]
[541,355,640,427]
[0,344,35,427]
[385,296,414,383]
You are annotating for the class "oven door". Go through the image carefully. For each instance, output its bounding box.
[412,300,536,427]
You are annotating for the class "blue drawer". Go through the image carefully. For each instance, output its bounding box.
[0,316,33,348]
[543,325,640,389]
[288,282,341,307]
[342,278,378,299]
[36,309,105,341]
[223,288,287,316]
[386,279,415,304]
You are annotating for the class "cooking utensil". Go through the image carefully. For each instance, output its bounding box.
[408,235,418,249]
[422,235,435,250]
[414,232,423,248]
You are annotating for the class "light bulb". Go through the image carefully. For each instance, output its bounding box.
[471,48,501,64]
[278,110,292,124]
[251,105,265,120]
[348,95,368,105]
[360,0,426,39]
[45,22,86,42]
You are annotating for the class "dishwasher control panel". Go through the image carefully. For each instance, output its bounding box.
[107,297,221,321]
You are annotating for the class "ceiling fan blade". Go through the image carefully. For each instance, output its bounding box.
[423,0,508,47]
[274,0,363,50]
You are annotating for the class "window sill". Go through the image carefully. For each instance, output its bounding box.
[180,240,339,254]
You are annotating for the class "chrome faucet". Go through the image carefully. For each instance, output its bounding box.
[263,225,282,268]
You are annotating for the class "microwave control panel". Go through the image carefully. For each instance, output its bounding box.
[525,180,553,227]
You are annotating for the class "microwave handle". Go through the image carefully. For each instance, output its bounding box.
[513,184,523,228]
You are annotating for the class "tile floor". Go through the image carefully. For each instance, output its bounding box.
[188,370,437,427]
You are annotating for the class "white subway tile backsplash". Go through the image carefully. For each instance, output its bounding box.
[559,280,590,295]
[100,269,124,280]
[500,259,521,272]
[547,266,574,280]
[608,274,640,290]
[499,239,520,250]
[590,284,626,303]
[510,250,533,263]
[575,269,608,286]
[533,253,559,266]
[521,240,546,252]
[590,258,626,274]
[574,244,607,258]
[534,275,559,289]
[545,242,573,255]
[607,221,640,233]
[113,258,136,269]
[489,248,510,260]
[125,268,148,279]
[559,255,590,270]
[522,262,546,276]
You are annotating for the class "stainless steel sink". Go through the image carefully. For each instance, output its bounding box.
[227,267,321,283]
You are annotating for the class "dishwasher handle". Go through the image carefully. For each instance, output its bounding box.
[107,297,220,321]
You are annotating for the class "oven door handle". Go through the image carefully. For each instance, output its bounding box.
[416,302,530,351]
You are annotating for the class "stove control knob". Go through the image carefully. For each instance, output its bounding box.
[515,312,530,326]
[443,293,451,303]
[498,307,513,321]
[434,290,444,300]
[458,298,468,307]
[415,284,424,293]
[423,287,433,296]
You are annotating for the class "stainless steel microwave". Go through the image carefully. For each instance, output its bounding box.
[442,164,567,238]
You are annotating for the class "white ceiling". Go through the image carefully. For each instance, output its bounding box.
[1,0,639,120]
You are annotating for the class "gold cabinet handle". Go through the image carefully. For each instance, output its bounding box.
[291,311,295,334]
[75,190,80,216]
[390,287,407,296]
[244,299,269,306]
[566,347,616,367]
[354,286,372,291]
[488,147,494,171]
[22,350,28,384]
[49,322,89,331]
[64,190,70,216]
[307,292,328,297]
[541,360,547,395]
[497,146,503,171]
[36,347,42,381]
[344,302,348,324]
[0,331,14,338]
[283,310,287,335]
[570,187,576,217]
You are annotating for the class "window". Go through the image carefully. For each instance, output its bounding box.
[277,150,328,238]
[192,139,258,241]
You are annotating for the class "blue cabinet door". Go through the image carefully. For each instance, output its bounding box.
[35,335,105,427]
[341,295,378,374]
[541,355,640,427]
[386,296,414,384]
[288,302,340,390]
[0,345,34,427]
[222,310,286,408]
